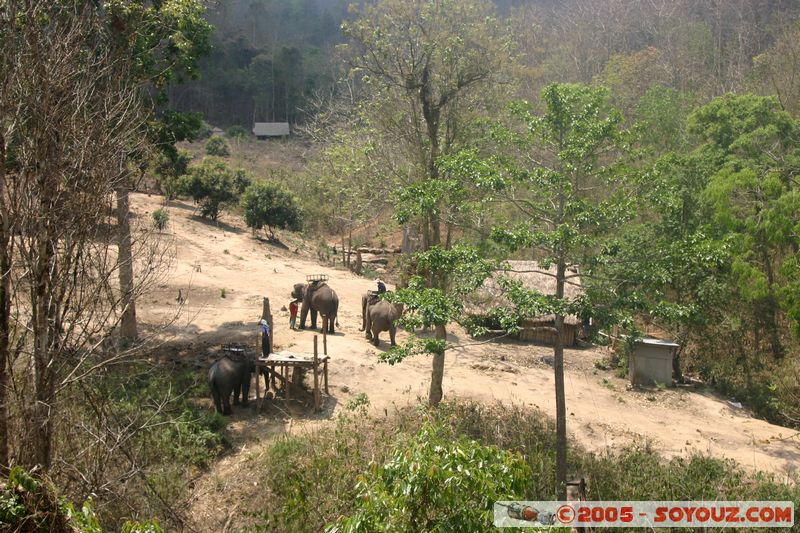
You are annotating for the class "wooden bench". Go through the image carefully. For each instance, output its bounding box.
[254,336,329,412]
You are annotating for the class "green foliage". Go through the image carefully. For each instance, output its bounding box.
[225,125,247,139]
[692,95,800,351]
[120,521,164,533]
[180,157,239,220]
[382,246,494,364]
[232,168,252,195]
[58,365,228,528]
[240,180,302,238]
[0,466,95,531]
[246,400,799,533]
[205,136,230,157]
[151,208,169,231]
[0,466,167,532]
[330,424,531,533]
[154,148,192,198]
[633,85,693,153]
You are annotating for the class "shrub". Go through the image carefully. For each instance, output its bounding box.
[0,466,164,532]
[246,400,799,533]
[154,149,192,199]
[226,125,247,139]
[241,181,302,239]
[196,120,213,139]
[233,168,252,195]
[331,424,531,532]
[152,208,169,231]
[205,136,230,157]
[180,157,238,220]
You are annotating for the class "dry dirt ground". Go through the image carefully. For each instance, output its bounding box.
[131,193,800,531]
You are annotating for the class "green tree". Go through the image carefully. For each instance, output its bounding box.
[383,246,494,405]
[329,424,530,533]
[181,157,239,220]
[205,136,230,157]
[103,0,212,342]
[689,94,800,359]
[448,83,635,498]
[154,148,192,199]
[241,181,302,239]
[342,0,512,250]
[342,0,513,405]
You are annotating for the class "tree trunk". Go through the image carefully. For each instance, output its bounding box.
[554,262,567,500]
[0,135,10,469]
[428,324,447,406]
[117,186,137,343]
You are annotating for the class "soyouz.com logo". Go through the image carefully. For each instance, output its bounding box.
[494,501,795,528]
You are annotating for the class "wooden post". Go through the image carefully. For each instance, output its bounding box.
[322,322,327,355]
[323,359,328,394]
[313,335,321,412]
[284,364,290,401]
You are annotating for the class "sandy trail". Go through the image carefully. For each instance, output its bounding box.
[131,193,799,528]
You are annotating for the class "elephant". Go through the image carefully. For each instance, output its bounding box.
[292,281,339,333]
[208,354,268,415]
[360,292,403,347]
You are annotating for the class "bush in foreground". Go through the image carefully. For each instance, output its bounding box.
[247,400,799,533]
[0,466,163,532]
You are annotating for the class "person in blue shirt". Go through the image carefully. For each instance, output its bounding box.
[259,319,271,357]
[375,278,386,293]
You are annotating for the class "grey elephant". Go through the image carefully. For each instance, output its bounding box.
[292,281,339,333]
[360,292,403,347]
[208,354,267,415]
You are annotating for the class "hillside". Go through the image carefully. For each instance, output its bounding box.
[131,193,800,531]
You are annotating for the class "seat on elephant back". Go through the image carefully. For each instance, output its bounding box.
[366,289,392,305]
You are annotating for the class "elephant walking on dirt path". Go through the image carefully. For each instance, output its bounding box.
[360,292,403,347]
[292,281,339,333]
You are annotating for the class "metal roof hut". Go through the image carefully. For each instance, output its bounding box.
[252,122,290,140]
[466,260,585,346]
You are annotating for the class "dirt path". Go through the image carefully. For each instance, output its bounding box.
[131,194,800,529]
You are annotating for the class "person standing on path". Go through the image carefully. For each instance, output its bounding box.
[259,318,271,357]
[288,299,299,330]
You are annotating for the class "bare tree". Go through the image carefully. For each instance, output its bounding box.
[0,0,169,470]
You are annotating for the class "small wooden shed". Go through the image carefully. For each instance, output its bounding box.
[465,260,584,347]
[629,338,679,387]
[253,122,290,139]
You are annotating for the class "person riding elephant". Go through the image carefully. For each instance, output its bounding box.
[209,354,252,415]
[360,291,403,347]
[292,280,339,333]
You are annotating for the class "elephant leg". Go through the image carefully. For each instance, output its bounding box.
[372,327,380,346]
[232,382,241,405]
[328,315,335,334]
[299,306,308,329]
[211,386,223,414]
[365,312,373,339]
[310,309,318,329]
[241,373,251,407]
[390,325,397,346]
[222,389,232,415]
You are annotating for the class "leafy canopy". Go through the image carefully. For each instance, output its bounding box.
[205,136,230,157]
[180,157,239,220]
[240,181,302,238]
[327,424,530,533]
